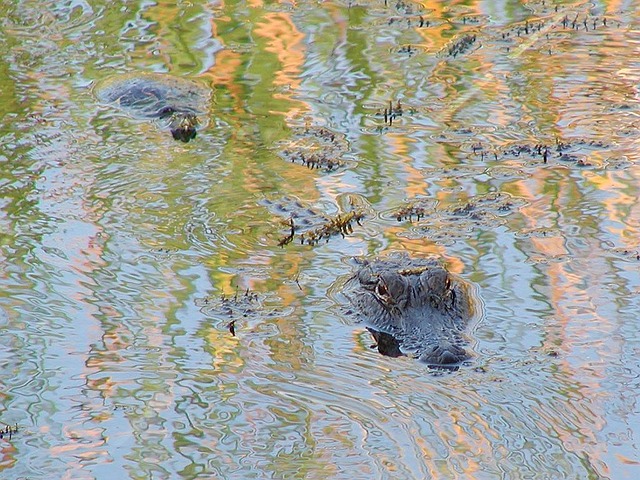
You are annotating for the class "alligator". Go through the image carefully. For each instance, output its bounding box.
[94,72,211,142]
[343,255,479,367]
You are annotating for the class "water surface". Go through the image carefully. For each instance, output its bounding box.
[1,0,640,478]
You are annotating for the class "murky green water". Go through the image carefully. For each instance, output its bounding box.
[1,0,640,478]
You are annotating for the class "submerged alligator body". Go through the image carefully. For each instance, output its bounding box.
[343,255,478,367]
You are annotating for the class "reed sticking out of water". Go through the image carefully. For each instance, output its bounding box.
[0,424,18,440]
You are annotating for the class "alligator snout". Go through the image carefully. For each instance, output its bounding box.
[420,342,468,366]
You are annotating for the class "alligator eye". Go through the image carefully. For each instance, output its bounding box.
[376,282,389,298]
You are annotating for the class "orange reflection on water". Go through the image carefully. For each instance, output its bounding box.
[254,12,305,91]
[205,48,246,111]
[529,235,567,258]
[588,172,640,244]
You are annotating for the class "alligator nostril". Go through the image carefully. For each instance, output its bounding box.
[439,349,465,365]
[422,344,467,366]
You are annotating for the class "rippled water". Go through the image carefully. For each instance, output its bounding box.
[1,0,640,478]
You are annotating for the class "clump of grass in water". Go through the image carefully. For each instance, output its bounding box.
[0,423,18,440]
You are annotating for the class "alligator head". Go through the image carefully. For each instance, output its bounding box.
[168,112,198,143]
[343,256,477,367]
[157,107,198,142]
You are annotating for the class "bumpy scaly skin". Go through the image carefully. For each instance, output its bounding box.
[344,256,475,366]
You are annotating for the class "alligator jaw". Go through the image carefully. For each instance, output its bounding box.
[367,328,404,357]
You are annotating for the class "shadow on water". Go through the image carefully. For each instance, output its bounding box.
[1,0,640,478]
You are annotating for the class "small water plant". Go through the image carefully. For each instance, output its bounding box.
[0,423,18,440]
